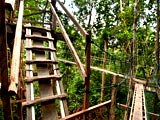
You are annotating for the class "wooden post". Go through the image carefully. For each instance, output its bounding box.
[51,0,57,30]
[8,0,24,94]
[83,32,91,120]
[0,0,12,119]
[83,32,91,109]
[109,75,118,120]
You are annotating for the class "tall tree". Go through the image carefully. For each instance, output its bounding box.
[124,0,139,119]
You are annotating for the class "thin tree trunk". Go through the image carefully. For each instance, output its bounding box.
[100,39,108,103]
[87,1,93,30]
[124,0,139,119]
[0,0,12,119]
[132,0,138,78]
[155,0,160,80]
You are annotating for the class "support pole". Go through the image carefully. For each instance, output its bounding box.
[83,32,91,110]
[109,75,118,120]
[83,32,91,120]
[0,0,12,119]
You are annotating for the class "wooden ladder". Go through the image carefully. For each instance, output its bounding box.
[23,24,69,120]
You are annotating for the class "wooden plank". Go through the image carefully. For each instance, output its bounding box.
[0,1,12,119]
[25,46,56,51]
[23,93,67,106]
[26,74,61,83]
[8,0,24,94]
[61,100,111,120]
[25,26,51,32]
[129,84,144,120]
[25,34,54,41]
[49,2,87,79]
[26,60,58,64]
[57,0,88,38]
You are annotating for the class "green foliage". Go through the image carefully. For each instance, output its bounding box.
[7,0,159,118]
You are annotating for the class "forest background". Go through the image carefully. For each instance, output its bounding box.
[1,0,160,119]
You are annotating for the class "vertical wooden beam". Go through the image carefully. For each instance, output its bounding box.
[83,32,91,110]
[155,0,160,79]
[109,75,118,120]
[83,32,91,120]
[8,0,24,94]
[51,0,57,30]
[0,0,12,119]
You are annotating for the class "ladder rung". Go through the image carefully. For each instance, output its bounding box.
[25,46,56,51]
[25,35,54,41]
[26,75,61,83]
[26,60,58,64]
[25,26,51,32]
[23,93,67,106]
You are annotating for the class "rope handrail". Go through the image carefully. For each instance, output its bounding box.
[48,0,87,78]
[58,58,147,85]
[8,0,24,94]
[57,0,88,38]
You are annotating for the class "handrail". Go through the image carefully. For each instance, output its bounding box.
[57,0,88,38]
[8,0,24,94]
[61,100,111,120]
[48,1,87,78]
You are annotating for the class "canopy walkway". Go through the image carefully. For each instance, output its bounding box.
[0,0,159,120]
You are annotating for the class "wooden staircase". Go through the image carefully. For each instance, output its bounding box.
[23,24,68,120]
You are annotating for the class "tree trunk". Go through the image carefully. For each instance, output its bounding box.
[155,0,160,81]
[100,39,108,103]
[132,0,138,78]
[0,0,12,119]
[109,75,118,120]
[124,0,139,119]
